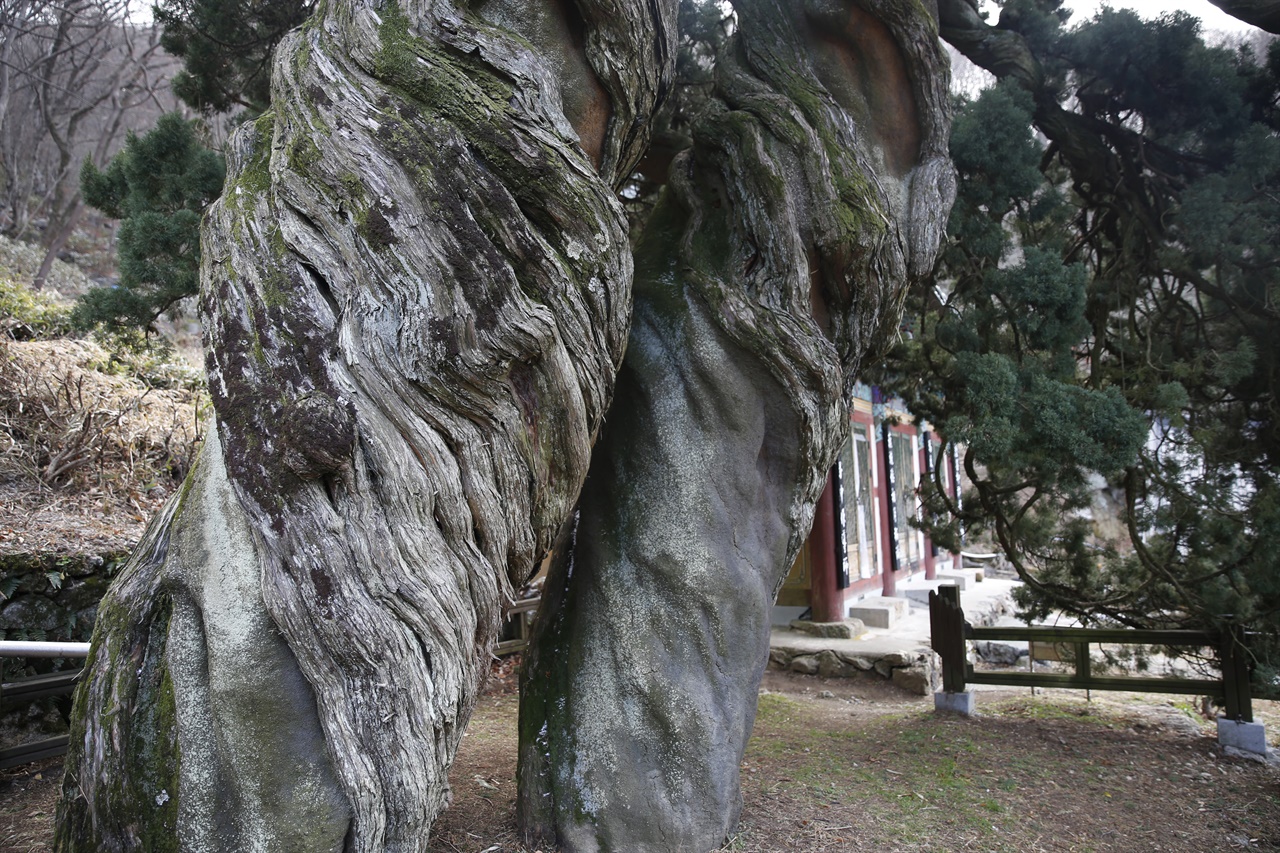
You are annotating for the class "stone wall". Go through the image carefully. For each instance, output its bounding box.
[0,551,126,678]
[768,646,941,696]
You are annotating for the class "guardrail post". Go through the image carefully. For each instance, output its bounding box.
[930,587,965,691]
[1074,641,1090,683]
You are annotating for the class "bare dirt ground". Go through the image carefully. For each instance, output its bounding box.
[7,665,1276,852]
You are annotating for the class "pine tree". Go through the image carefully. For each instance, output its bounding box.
[75,0,308,333]
[76,113,225,333]
[155,0,313,116]
[882,4,1280,695]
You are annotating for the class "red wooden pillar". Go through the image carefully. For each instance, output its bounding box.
[880,550,898,597]
[948,444,963,571]
[809,472,844,623]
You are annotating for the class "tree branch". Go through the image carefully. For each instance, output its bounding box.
[1206,0,1280,33]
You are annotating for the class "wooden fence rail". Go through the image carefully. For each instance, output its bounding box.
[496,596,541,656]
[929,585,1258,722]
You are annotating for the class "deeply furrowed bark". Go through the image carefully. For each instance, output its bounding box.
[56,1,674,850]
[517,1,954,850]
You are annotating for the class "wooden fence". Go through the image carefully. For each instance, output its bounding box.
[496,596,541,656]
[929,585,1257,722]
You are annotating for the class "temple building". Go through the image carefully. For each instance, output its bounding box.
[774,384,962,623]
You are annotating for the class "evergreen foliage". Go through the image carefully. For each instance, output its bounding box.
[76,0,308,333]
[882,4,1280,695]
[155,0,313,116]
[76,114,225,334]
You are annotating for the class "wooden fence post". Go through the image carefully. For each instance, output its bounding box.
[1220,622,1253,723]
[930,585,966,693]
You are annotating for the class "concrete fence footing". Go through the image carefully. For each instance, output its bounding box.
[1217,717,1269,756]
[934,691,976,716]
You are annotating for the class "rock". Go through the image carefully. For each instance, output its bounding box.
[818,690,835,699]
[817,650,862,678]
[873,660,893,679]
[966,593,1016,627]
[835,652,874,671]
[974,640,1025,665]
[64,553,113,579]
[0,595,63,632]
[788,619,857,639]
[790,655,819,675]
[921,650,942,681]
[76,604,100,634]
[768,648,793,669]
[892,665,934,696]
[879,651,915,668]
[0,553,121,646]
[59,575,110,612]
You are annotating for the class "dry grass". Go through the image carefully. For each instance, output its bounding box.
[0,338,205,555]
[1,340,200,487]
[730,682,1280,851]
[423,671,1280,852]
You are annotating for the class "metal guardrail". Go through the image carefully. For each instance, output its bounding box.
[0,641,91,659]
[0,598,543,770]
[929,585,1258,722]
[1,640,91,770]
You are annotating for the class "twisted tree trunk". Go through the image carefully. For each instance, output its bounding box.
[56,1,674,850]
[517,1,953,849]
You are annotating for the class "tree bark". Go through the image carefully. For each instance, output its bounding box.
[516,1,954,850]
[56,1,674,850]
[1206,0,1280,33]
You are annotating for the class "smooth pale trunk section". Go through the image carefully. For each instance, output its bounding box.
[519,280,800,851]
[166,429,352,852]
[518,0,955,849]
[54,430,351,852]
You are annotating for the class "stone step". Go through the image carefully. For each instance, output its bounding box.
[943,567,985,585]
[847,596,910,629]
[787,618,868,640]
[897,579,958,605]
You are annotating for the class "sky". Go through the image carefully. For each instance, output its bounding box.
[1062,0,1260,35]
[951,0,1266,94]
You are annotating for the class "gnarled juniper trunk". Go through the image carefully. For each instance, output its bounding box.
[55,1,674,850]
[517,1,953,850]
